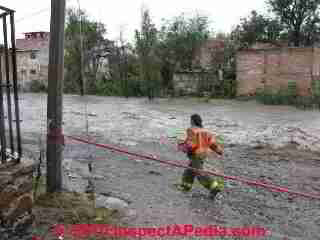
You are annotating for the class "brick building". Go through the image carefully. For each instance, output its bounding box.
[236,46,320,96]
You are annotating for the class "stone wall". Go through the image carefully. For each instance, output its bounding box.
[236,47,320,96]
[173,71,213,95]
[0,159,35,233]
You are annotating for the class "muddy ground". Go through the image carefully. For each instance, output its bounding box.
[17,94,320,239]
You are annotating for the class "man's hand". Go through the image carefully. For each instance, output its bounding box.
[216,144,224,155]
[178,142,193,154]
[211,143,223,156]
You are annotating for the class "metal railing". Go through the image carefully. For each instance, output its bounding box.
[0,5,22,164]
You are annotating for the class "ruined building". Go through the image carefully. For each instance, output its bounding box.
[173,39,226,96]
[236,45,320,97]
[15,31,50,90]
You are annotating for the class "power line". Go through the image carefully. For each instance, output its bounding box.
[15,0,73,23]
[16,7,50,23]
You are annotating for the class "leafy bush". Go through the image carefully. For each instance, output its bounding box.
[256,83,293,105]
[295,96,314,109]
[94,75,148,97]
[287,80,297,104]
[125,76,144,97]
[312,79,320,97]
[95,77,123,96]
[256,80,320,109]
[29,80,47,93]
[256,86,274,104]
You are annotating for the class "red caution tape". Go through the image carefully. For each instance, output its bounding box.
[66,135,320,200]
[48,128,65,145]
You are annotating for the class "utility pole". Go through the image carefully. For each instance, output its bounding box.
[46,0,66,193]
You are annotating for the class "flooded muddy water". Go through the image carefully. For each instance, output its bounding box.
[19,94,320,239]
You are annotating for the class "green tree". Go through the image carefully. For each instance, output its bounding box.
[301,14,320,46]
[97,40,142,97]
[231,10,283,49]
[135,8,161,100]
[157,12,210,93]
[159,12,210,70]
[267,0,320,46]
[64,8,110,95]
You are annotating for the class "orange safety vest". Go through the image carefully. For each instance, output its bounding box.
[183,127,219,156]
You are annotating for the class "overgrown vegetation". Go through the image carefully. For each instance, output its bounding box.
[231,10,283,49]
[31,175,124,240]
[63,7,217,99]
[158,12,210,71]
[61,1,320,99]
[268,0,320,47]
[135,8,161,100]
[256,80,320,109]
[64,8,111,95]
[156,13,210,94]
[29,80,47,93]
[232,0,320,48]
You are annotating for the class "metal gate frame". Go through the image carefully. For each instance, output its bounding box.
[0,5,22,164]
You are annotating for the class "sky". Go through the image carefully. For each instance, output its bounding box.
[2,0,269,44]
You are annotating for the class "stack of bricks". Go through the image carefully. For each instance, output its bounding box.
[0,158,35,233]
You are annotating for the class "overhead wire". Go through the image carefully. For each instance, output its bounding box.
[16,7,50,23]
[15,0,74,23]
[15,0,73,38]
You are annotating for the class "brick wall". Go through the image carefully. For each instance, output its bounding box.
[236,47,320,96]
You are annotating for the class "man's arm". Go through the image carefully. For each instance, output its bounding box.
[178,128,197,153]
[209,135,223,155]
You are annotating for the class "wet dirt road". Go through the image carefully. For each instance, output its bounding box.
[19,94,320,240]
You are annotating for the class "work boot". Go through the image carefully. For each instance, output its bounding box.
[209,188,221,200]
